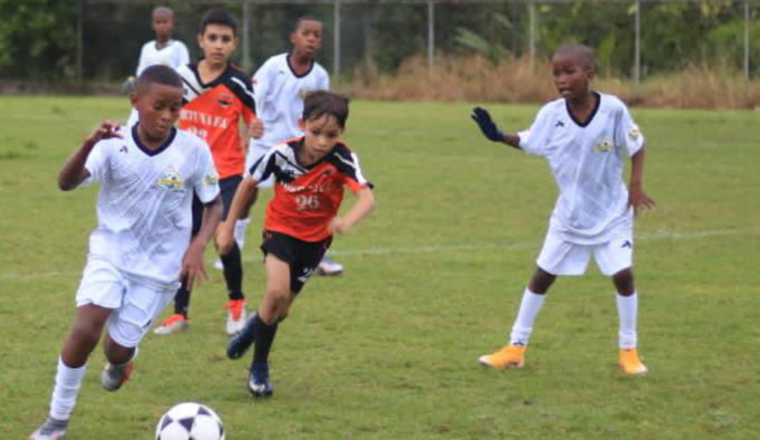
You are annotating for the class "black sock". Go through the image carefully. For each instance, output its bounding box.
[174,279,191,318]
[252,315,279,365]
[220,242,244,300]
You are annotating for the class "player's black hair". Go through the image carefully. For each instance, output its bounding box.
[152,6,173,18]
[553,43,596,72]
[303,91,349,128]
[134,65,183,94]
[293,16,322,33]
[199,8,238,36]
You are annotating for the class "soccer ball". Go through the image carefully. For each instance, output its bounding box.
[155,402,225,440]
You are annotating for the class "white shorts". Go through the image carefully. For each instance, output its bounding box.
[536,226,634,276]
[245,141,274,188]
[75,258,176,348]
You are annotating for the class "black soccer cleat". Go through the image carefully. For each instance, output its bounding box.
[248,362,273,398]
[226,314,256,359]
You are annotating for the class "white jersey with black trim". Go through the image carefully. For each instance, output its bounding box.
[251,53,330,148]
[135,39,190,76]
[82,126,220,285]
[518,92,645,245]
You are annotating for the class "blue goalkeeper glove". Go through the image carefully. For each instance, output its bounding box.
[471,107,505,142]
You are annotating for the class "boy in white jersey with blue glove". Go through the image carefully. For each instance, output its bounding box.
[30,65,222,439]
[472,44,655,375]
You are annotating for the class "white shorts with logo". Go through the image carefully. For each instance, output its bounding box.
[245,141,274,188]
[536,225,634,276]
[75,258,176,348]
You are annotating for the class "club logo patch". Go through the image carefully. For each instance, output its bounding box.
[628,126,641,141]
[593,138,614,153]
[157,167,184,191]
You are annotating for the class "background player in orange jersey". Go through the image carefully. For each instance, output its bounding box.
[153,8,264,336]
[218,91,375,397]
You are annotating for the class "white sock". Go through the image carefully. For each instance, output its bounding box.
[234,218,250,250]
[616,292,638,349]
[49,357,87,421]
[509,288,546,346]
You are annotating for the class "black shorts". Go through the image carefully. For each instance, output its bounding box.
[260,231,332,294]
[191,175,242,235]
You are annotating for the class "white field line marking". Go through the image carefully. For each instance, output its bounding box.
[1,227,757,281]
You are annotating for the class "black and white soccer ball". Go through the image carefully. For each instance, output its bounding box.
[155,402,225,440]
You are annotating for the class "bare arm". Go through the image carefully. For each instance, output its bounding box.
[58,121,121,191]
[628,147,655,214]
[217,176,258,254]
[330,187,376,235]
[181,196,223,290]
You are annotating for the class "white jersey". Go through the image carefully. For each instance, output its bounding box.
[518,92,645,245]
[252,53,330,147]
[82,126,220,285]
[135,39,190,75]
[127,40,191,127]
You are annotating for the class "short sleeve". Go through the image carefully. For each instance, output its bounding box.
[135,43,148,76]
[193,142,221,203]
[339,152,372,193]
[320,68,330,91]
[252,60,273,110]
[517,104,553,156]
[615,104,645,157]
[248,147,278,183]
[176,42,190,69]
[81,141,110,187]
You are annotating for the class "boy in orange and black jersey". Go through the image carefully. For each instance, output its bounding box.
[218,91,375,397]
[154,8,264,336]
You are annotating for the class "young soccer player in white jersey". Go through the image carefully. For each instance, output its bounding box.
[472,44,655,375]
[230,17,345,276]
[30,65,222,440]
[125,6,190,127]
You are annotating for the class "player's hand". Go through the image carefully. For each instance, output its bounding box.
[328,217,350,235]
[216,224,236,255]
[471,107,505,143]
[180,242,208,290]
[628,184,655,215]
[86,121,122,147]
[249,118,264,139]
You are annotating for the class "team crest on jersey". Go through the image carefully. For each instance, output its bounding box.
[217,93,234,108]
[593,138,614,153]
[157,167,184,191]
[628,125,641,141]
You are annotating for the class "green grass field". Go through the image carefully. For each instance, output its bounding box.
[1,96,759,439]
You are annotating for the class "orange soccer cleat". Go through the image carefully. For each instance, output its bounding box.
[619,348,648,375]
[478,344,526,369]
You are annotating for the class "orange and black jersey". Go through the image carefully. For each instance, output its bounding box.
[177,63,256,179]
[249,138,373,242]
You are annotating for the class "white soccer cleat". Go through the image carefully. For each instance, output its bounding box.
[225,299,248,335]
[316,255,343,276]
[213,258,224,271]
[153,314,189,335]
[30,417,68,439]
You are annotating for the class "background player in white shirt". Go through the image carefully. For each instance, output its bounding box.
[471,44,655,375]
[229,17,344,276]
[125,6,190,127]
[30,66,222,440]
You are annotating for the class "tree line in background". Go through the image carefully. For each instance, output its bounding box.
[1,0,758,83]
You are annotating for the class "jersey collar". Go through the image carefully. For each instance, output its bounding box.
[285,52,315,79]
[132,124,177,157]
[565,91,601,128]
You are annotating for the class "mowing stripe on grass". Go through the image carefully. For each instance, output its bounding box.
[1,227,757,281]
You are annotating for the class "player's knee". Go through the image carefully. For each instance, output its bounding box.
[529,267,556,294]
[612,268,635,295]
